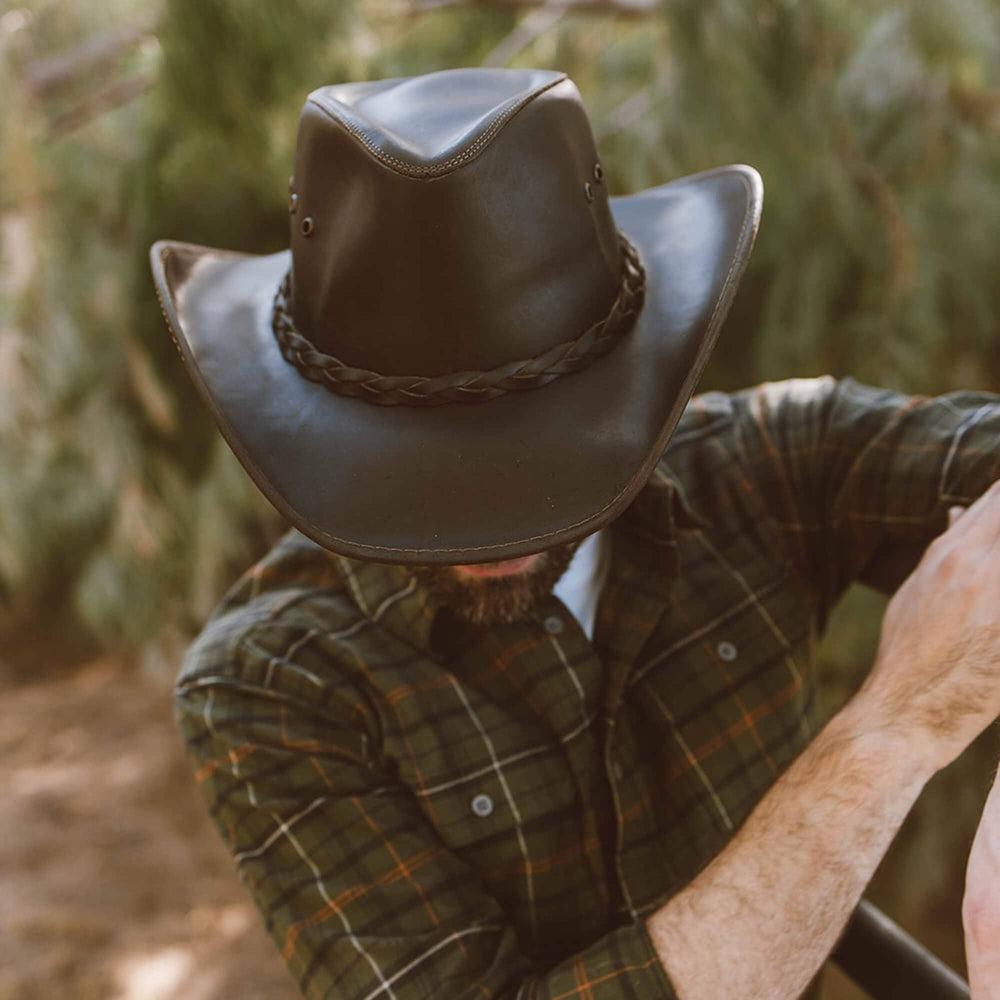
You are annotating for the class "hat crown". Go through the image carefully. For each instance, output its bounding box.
[309,68,565,176]
[288,68,624,377]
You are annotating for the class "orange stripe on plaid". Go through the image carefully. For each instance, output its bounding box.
[309,755,333,787]
[670,566,780,775]
[281,738,365,757]
[382,696,441,826]
[572,955,595,1000]
[195,742,256,783]
[557,954,662,1000]
[281,844,444,960]
[670,675,803,780]
[279,703,367,759]
[495,836,603,878]
[627,765,659,833]
[748,385,801,521]
[620,800,644,824]
[385,671,455,706]
[469,636,547,684]
[351,795,445,933]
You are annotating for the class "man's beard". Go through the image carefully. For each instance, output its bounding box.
[408,539,582,627]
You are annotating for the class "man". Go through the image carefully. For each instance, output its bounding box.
[151,68,1000,998]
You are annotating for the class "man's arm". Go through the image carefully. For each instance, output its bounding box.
[647,480,1000,999]
[721,375,1000,623]
[175,614,678,999]
[649,695,929,999]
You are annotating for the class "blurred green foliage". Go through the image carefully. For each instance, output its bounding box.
[3,0,998,653]
[1,0,998,989]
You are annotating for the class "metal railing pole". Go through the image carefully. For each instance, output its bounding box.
[832,900,970,1000]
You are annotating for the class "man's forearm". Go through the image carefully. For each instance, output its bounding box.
[646,694,936,1000]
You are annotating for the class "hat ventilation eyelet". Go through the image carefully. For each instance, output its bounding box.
[301,216,315,237]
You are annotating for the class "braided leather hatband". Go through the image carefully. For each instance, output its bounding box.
[271,234,645,407]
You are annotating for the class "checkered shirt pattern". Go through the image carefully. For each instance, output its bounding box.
[176,375,1000,999]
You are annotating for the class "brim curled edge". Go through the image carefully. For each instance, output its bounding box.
[150,165,762,565]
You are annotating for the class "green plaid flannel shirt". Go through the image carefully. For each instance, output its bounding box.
[176,375,1000,999]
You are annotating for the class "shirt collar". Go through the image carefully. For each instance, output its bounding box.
[330,553,439,654]
[611,461,709,577]
[330,459,708,658]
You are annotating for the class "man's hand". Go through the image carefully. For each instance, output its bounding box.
[857,479,1000,771]
[966,764,1000,1000]
[923,500,1000,1000]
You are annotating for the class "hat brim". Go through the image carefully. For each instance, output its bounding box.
[150,165,761,564]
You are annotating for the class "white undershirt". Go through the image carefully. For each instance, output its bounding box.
[552,529,610,640]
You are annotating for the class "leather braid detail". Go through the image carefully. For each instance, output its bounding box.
[271,234,645,407]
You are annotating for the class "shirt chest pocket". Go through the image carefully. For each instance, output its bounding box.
[629,542,818,835]
[411,743,578,847]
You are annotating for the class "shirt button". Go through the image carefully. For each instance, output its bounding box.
[717,641,738,662]
[544,615,564,635]
[471,793,494,818]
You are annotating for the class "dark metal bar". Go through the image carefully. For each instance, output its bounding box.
[832,900,970,1000]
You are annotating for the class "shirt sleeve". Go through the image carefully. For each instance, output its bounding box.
[726,375,1000,626]
[174,617,678,1000]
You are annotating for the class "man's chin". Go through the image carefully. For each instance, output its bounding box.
[409,542,580,627]
[452,553,543,581]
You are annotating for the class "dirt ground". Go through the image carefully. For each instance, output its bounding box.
[0,657,299,1000]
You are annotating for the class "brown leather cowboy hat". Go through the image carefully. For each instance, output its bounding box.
[150,68,762,565]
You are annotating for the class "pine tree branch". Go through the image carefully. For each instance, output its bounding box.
[48,73,153,136]
[410,0,656,16]
[481,5,567,66]
[593,84,655,141]
[22,15,158,97]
